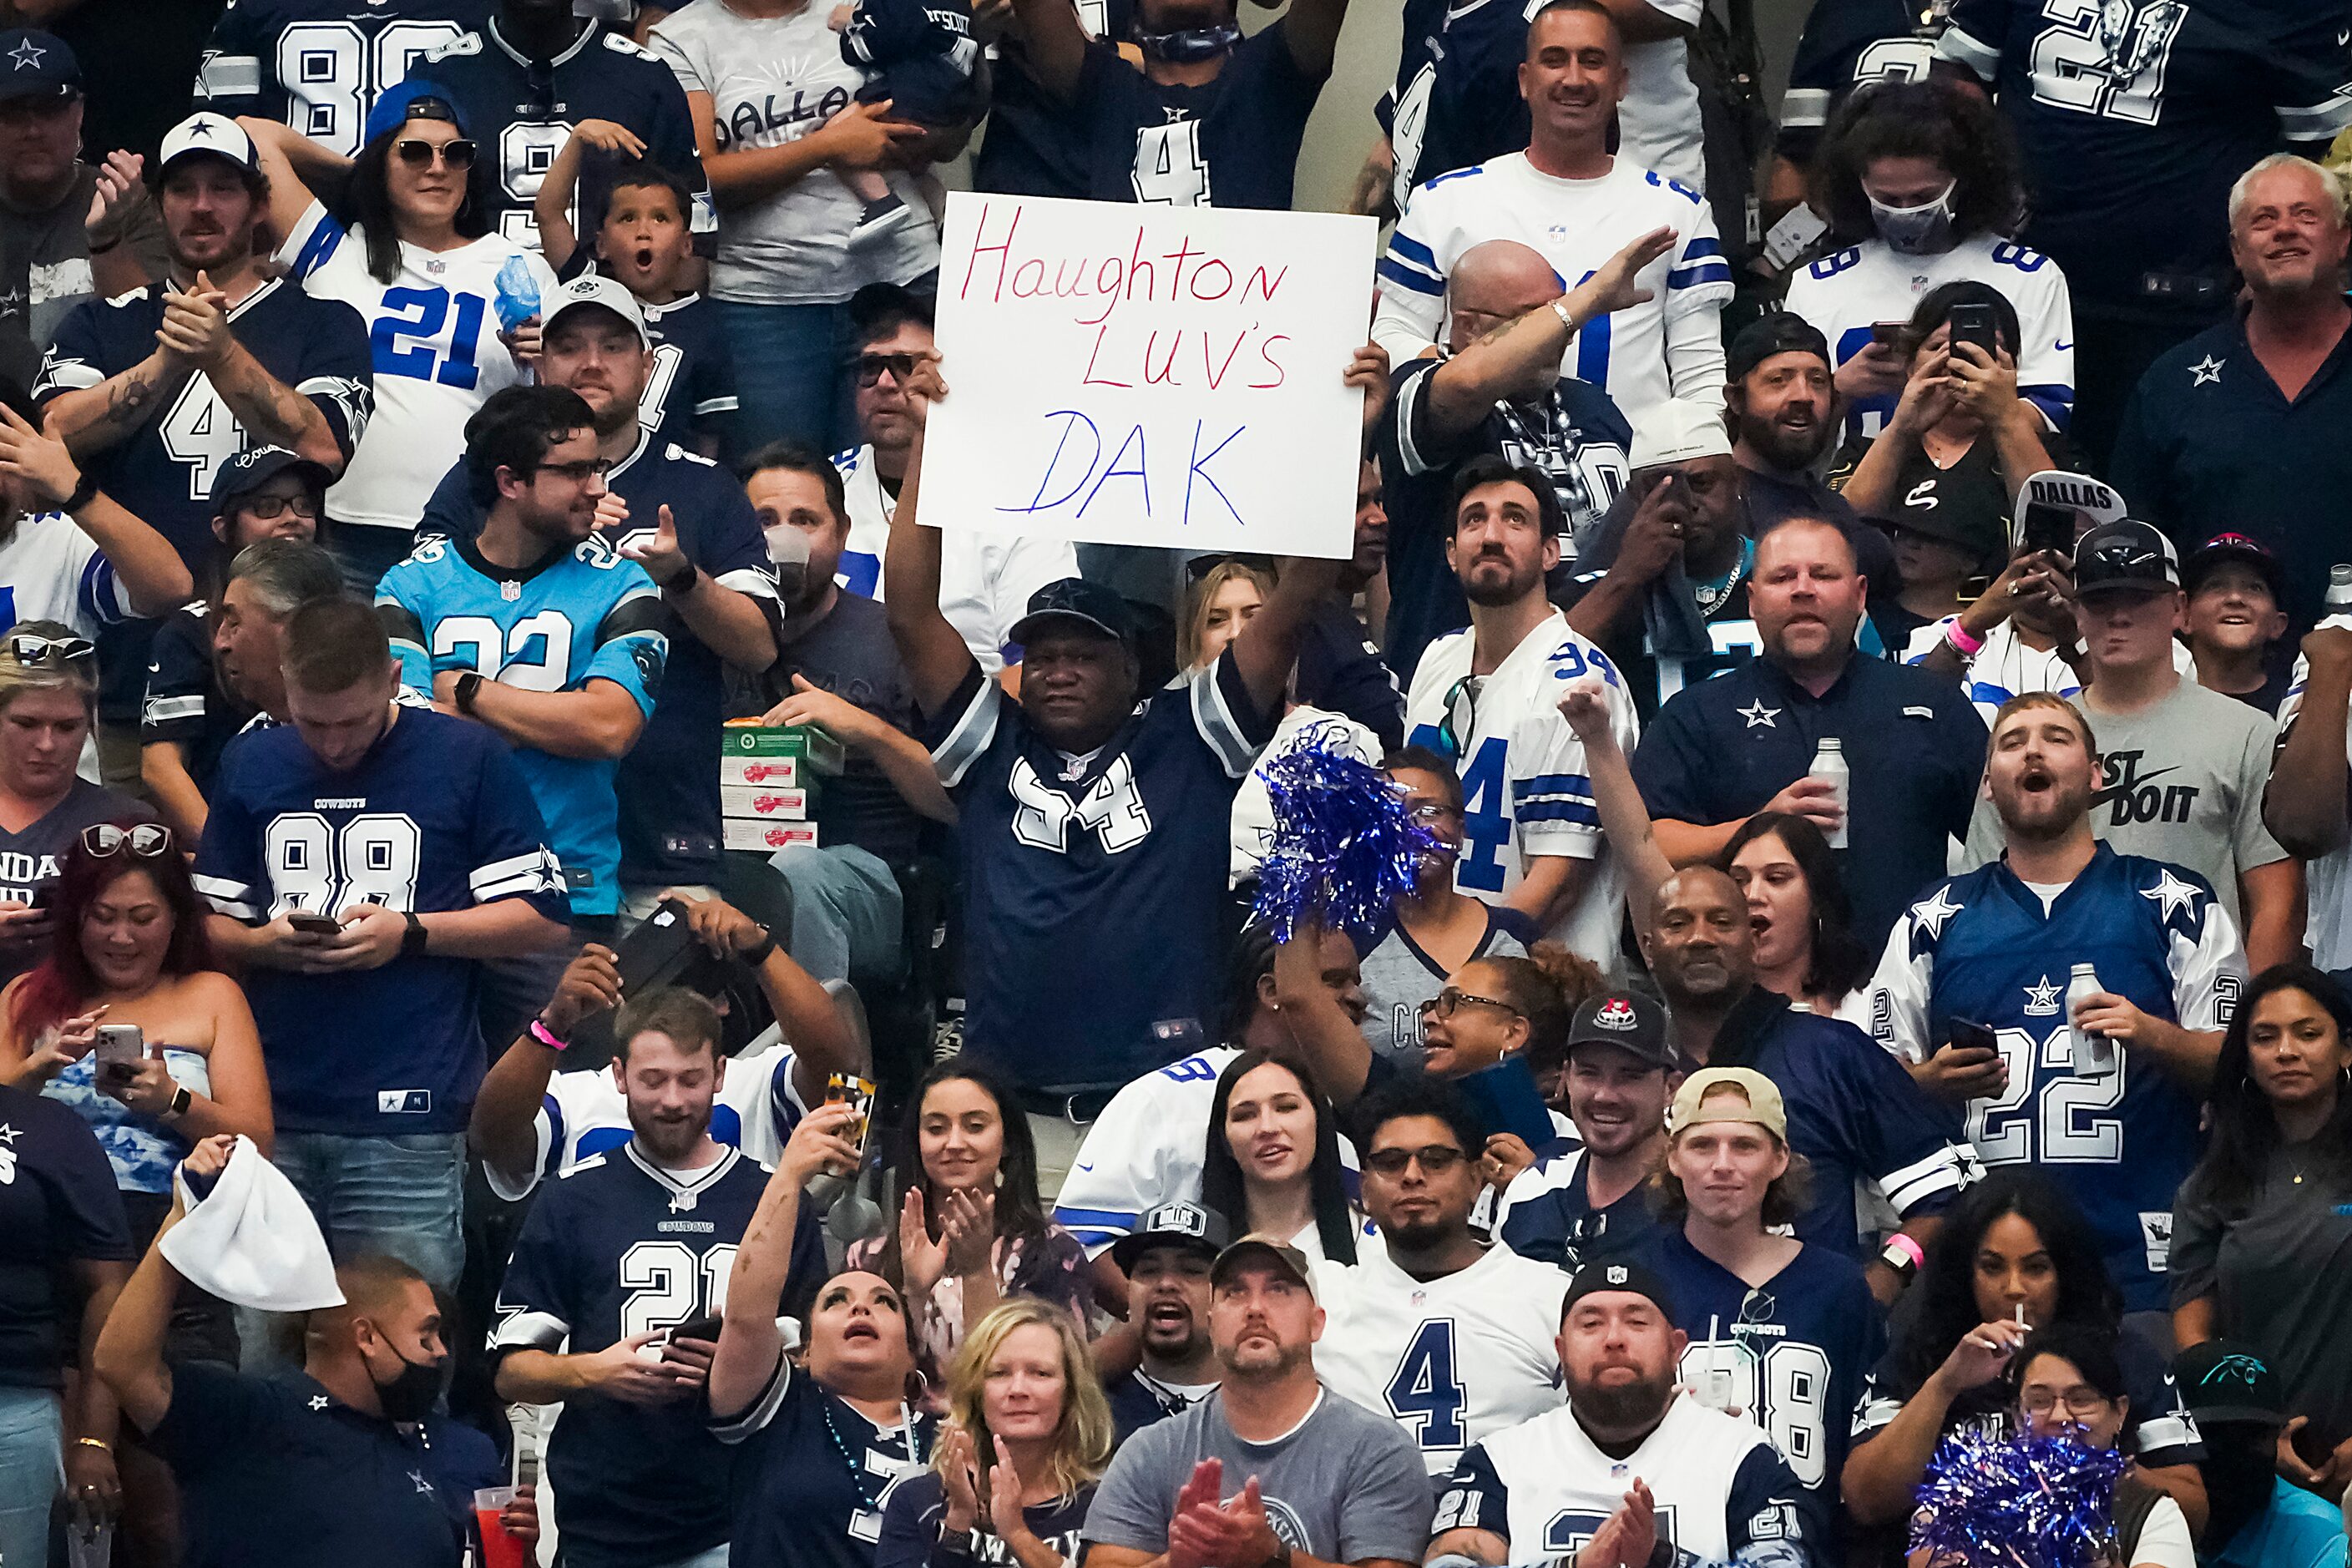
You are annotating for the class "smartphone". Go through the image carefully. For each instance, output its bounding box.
[1947,302,1997,359]
[1945,1019,1998,1055]
[2018,501,2076,561]
[1869,321,1909,350]
[1957,574,1994,605]
[94,1023,144,1067]
[667,1313,723,1345]
[825,1073,878,1158]
[287,909,342,935]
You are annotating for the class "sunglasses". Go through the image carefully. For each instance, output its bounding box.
[394,138,476,170]
[1363,1144,1469,1178]
[854,352,922,387]
[1436,674,1479,761]
[83,822,172,857]
[4,633,94,667]
[1418,987,1522,1020]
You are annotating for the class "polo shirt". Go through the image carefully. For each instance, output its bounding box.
[1631,651,1986,947]
[147,1363,461,1568]
[2111,310,2352,635]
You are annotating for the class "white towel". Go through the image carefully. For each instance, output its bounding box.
[158,1136,346,1312]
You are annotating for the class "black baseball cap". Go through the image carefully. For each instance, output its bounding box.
[1110,1200,1230,1272]
[1727,311,1832,384]
[2183,533,2286,601]
[209,446,331,513]
[0,30,77,103]
[1561,1257,1677,1322]
[1889,478,2003,567]
[1010,578,1140,649]
[1563,991,1676,1071]
[2071,519,2180,597]
[2175,1340,2287,1427]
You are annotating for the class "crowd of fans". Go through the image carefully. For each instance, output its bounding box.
[0,0,2347,1564]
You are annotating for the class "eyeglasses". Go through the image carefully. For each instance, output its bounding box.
[855,352,922,387]
[240,493,319,522]
[394,138,476,170]
[83,822,172,858]
[3,634,94,667]
[1363,1144,1469,1177]
[535,458,612,483]
[1418,987,1523,1021]
[1405,801,1460,823]
[2021,1384,2112,1419]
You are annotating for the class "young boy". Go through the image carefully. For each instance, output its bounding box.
[534,139,737,458]
[2183,533,2294,715]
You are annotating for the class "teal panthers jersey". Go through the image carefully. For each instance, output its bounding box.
[377,534,667,916]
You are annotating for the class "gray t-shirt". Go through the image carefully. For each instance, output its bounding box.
[1082,1388,1434,1565]
[1358,911,1530,1069]
[0,166,165,388]
[1962,677,2286,926]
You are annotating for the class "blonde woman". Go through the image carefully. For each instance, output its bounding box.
[877,1300,1112,1568]
[1177,560,1272,678]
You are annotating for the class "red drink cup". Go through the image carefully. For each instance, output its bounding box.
[474,1486,528,1568]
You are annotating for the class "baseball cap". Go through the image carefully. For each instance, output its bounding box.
[1627,397,1733,471]
[0,30,78,104]
[542,275,652,349]
[1889,476,2002,565]
[1209,1232,1317,1301]
[2183,533,2286,601]
[1668,1066,1788,1141]
[1110,1200,1231,1273]
[1009,577,1140,649]
[1561,1257,1677,1321]
[2071,518,2181,596]
[2011,469,2128,543]
[2174,1340,2287,1427]
[1564,991,1676,1071]
[362,77,468,147]
[209,446,331,514]
[157,112,260,178]
[1727,310,1832,385]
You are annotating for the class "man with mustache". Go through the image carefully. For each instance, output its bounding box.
[1105,1201,1227,1444]
[1631,513,1985,948]
[1422,1258,1810,1568]
[1400,454,1641,964]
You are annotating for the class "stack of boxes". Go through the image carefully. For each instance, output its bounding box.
[718,720,845,852]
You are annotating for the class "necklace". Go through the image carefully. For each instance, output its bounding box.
[821,1393,924,1515]
[1692,538,1755,618]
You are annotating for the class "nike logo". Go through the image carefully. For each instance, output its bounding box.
[2092,764,2178,806]
[2054,338,2073,351]
[1075,1161,1095,1172]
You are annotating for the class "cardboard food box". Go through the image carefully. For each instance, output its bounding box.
[721,785,810,821]
[721,721,845,773]
[722,819,821,853]
[718,753,811,788]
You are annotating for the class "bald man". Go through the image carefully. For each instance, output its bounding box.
[1641,865,1971,1303]
[97,1136,513,1566]
[1376,229,1667,677]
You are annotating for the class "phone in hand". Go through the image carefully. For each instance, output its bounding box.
[94,1024,144,1080]
[2018,501,2076,561]
[1945,1019,1998,1056]
[1869,321,1909,350]
[666,1313,723,1345]
[287,908,342,936]
[825,1074,878,1159]
[1947,302,1998,360]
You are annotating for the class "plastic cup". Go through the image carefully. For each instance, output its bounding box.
[65,1517,113,1568]
[474,1486,528,1568]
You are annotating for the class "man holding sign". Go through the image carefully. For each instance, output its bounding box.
[884,348,1376,1186]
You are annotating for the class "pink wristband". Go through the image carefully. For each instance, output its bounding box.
[1942,616,1985,657]
[1882,1232,1925,1271]
[529,1019,569,1052]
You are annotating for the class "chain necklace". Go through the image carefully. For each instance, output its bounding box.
[1692,537,1755,619]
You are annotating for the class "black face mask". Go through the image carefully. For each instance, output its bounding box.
[2199,1439,2279,1552]
[1135,23,1240,61]
[367,1340,447,1424]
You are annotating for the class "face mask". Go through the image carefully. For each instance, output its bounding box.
[366,1337,447,1424]
[1135,23,1240,62]
[1869,182,1957,255]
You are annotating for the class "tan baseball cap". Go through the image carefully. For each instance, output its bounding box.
[1667,1067,1788,1141]
[1210,1232,1318,1302]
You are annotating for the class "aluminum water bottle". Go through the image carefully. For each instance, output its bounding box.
[2329,564,2352,611]
[493,255,541,333]
[2067,962,2117,1077]
[1809,737,1849,849]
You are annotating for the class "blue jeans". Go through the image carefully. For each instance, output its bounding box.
[766,842,902,984]
[718,300,852,455]
[0,1384,59,1568]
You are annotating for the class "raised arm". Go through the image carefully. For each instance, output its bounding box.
[669,890,866,1094]
[96,1135,240,1433]
[1269,924,1373,1109]
[231,116,326,251]
[620,503,779,674]
[2267,627,2352,859]
[1557,682,1672,929]
[1004,0,1089,103]
[534,120,649,275]
[0,404,190,614]
[469,945,622,1192]
[710,1101,862,1418]
[1278,0,1352,77]
[881,356,984,716]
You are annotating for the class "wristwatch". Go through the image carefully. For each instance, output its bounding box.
[159,1085,191,1122]
[59,471,98,513]
[401,910,428,958]
[741,925,777,967]
[658,559,701,595]
[453,670,484,715]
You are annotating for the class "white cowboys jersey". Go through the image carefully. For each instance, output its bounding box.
[1402,609,1641,965]
[1312,1242,1569,1474]
[1050,1046,1240,1257]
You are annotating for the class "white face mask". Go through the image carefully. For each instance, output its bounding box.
[1869,180,1958,255]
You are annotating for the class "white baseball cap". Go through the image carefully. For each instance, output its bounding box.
[542,275,651,349]
[1628,397,1733,471]
[158,112,259,177]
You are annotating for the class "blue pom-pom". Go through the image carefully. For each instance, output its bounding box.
[1907,1429,2129,1568]
[1249,724,1438,947]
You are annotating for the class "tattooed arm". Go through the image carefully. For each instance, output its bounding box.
[41,346,192,458]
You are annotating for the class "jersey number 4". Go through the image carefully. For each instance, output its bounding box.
[1133,120,1213,207]
[1386,1318,1467,1450]
[620,1239,738,1338]
[1966,1024,2126,1164]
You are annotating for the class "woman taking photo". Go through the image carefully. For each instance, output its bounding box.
[2003,1325,2196,1568]
[239,87,557,586]
[2172,964,2352,1494]
[1719,812,1873,1026]
[877,1299,1111,1568]
[848,1058,1091,1373]
[716,1101,940,1568]
[1200,1049,1359,1264]
[1843,1171,2206,1535]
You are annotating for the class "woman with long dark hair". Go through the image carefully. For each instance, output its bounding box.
[238,87,557,586]
[848,1057,1091,1373]
[1719,812,1871,1025]
[1199,1049,1359,1264]
[1842,1171,2206,1534]
[2172,963,2352,1492]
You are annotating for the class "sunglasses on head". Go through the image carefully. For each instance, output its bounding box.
[83,822,172,858]
[3,633,94,667]
[394,138,476,170]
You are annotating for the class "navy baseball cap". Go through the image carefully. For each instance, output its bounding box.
[362,77,469,148]
[2183,533,2286,601]
[1110,1200,1231,1272]
[0,30,78,103]
[1010,578,1140,649]
[2071,519,2180,596]
[1561,1257,1678,1322]
[210,446,331,513]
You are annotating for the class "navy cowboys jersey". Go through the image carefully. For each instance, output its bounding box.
[1494,1146,1657,1272]
[1777,0,1941,162]
[493,1145,809,1567]
[1868,843,2248,1311]
[927,655,1272,1090]
[418,20,715,250]
[637,292,737,451]
[33,279,372,567]
[1635,1229,1886,1545]
[716,1353,939,1568]
[195,0,492,156]
[194,707,569,1134]
[1068,28,1328,209]
[1434,1393,1810,1568]
[1934,0,2352,311]
[972,0,1132,198]
[378,534,669,917]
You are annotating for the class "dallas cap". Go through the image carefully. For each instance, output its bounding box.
[209,445,332,514]
[1110,1200,1230,1272]
[0,30,78,104]
[158,112,260,178]
[1010,577,1140,650]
